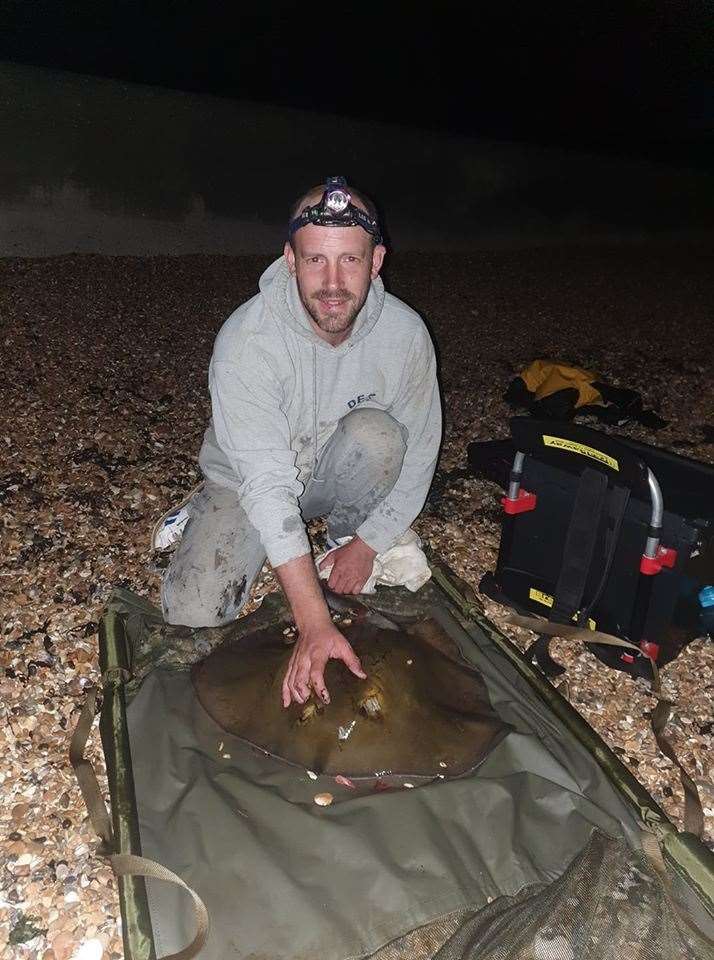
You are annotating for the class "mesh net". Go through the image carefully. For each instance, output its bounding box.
[392,831,713,960]
[372,911,471,960]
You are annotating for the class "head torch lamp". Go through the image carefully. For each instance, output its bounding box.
[288,177,382,245]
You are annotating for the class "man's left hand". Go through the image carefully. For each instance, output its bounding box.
[319,536,377,595]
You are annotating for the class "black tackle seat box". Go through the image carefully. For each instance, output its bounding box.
[475,419,714,678]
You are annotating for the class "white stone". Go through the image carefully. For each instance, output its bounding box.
[72,938,104,960]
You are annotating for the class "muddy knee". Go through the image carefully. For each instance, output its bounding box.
[162,565,249,628]
[158,481,264,628]
[339,409,407,461]
[334,410,407,491]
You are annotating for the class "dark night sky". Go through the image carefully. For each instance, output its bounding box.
[1,1,712,157]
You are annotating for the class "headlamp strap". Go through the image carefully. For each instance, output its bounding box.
[288,176,382,244]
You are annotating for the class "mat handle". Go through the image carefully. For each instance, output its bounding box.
[69,686,115,853]
[70,686,210,958]
[111,853,210,960]
[508,615,705,838]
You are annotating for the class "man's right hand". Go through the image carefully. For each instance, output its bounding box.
[274,549,367,707]
[281,622,366,708]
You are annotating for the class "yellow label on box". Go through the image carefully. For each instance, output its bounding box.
[528,588,596,630]
[529,588,555,608]
[542,435,619,471]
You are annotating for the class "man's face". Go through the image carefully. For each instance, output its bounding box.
[285,225,385,346]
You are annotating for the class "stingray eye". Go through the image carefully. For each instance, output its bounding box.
[359,690,384,718]
[298,702,322,724]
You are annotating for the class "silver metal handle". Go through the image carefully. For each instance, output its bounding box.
[507,453,664,560]
[644,468,663,560]
[506,451,526,500]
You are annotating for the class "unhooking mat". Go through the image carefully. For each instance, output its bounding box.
[90,567,714,960]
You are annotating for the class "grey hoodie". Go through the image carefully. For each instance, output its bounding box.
[198,256,442,567]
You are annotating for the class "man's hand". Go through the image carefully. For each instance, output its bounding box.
[281,622,366,707]
[319,536,377,595]
[273,546,369,708]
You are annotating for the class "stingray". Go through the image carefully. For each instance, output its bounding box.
[192,618,511,782]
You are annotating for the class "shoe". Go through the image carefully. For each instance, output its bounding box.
[151,482,204,552]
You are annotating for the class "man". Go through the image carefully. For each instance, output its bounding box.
[162,177,442,707]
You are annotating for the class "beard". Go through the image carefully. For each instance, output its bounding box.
[302,287,367,335]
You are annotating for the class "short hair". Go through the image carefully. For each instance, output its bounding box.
[288,182,379,227]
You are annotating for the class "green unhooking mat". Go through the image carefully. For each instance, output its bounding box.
[79,565,714,960]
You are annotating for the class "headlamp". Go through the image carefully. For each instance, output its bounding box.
[288,176,382,245]
[324,181,351,215]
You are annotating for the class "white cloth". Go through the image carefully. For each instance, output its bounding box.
[315,529,431,594]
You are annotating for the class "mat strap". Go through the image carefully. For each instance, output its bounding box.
[508,615,706,838]
[69,686,114,854]
[70,685,210,959]
[111,854,209,960]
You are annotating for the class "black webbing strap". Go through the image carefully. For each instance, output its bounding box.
[579,482,630,624]
[529,469,630,677]
[551,467,609,624]
[529,468,608,676]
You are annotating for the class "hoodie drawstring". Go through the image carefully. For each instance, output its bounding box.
[312,345,318,472]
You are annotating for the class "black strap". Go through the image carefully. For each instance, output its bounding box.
[529,471,630,677]
[580,482,630,623]
[528,633,568,678]
[551,467,609,623]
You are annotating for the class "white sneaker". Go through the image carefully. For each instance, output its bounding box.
[151,483,203,552]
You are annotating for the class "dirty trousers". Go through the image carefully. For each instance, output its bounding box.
[161,409,407,627]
